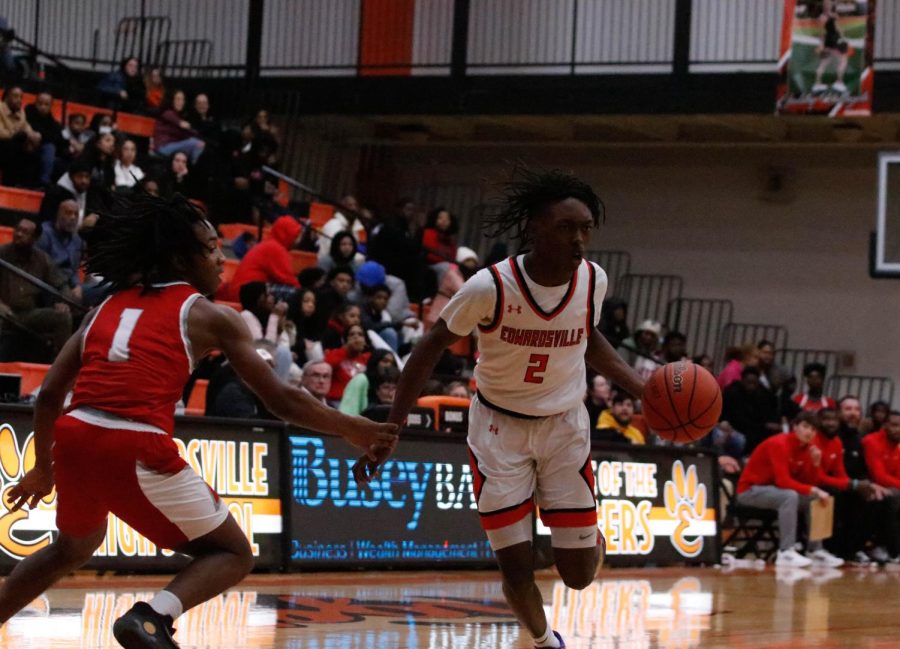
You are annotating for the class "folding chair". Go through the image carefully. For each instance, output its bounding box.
[720,476,780,561]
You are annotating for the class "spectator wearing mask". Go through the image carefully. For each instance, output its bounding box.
[0,218,73,360]
[421,207,458,284]
[862,411,900,564]
[23,91,64,186]
[324,324,370,403]
[794,362,836,412]
[299,359,333,406]
[152,89,204,164]
[621,319,661,382]
[35,199,83,303]
[97,57,146,112]
[113,138,145,189]
[585,374,611,431]
[319,230,364,274]
[223,215,301,301]
[338,349,398,416]
[595,393,644,445]
[721,365,780,455]
[0,86,42,188]
[735,411,841,568]
[717,343,758,390]
[38,158,96,230]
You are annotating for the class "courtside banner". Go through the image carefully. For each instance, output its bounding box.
[536,445,720,567]
[0,406,283,572]
[287,429,495,567]
[776,0,876,116]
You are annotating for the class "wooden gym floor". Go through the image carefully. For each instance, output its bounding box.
[2,565,899,648]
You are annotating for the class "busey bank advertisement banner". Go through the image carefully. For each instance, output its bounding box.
[288,430,495,567]
[537,445,720,567]
[0,406,283,572]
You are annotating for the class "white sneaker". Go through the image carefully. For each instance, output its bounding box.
[851,551,872,566]
[809,548,844,568]
[831,81,848,93]
[776,548,813,568]
[870,546,890,563]
[812,83,828,93]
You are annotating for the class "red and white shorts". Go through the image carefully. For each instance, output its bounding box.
[467,395,598,550]
[53,408,228,549]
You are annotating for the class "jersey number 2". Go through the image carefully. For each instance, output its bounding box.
[524,353,549,384]
[108,308,144,362]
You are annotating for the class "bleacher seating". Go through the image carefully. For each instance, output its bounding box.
[185,379,209,416]
[0,226,12,244]
[0,362,50,396]
[0,186,43,214]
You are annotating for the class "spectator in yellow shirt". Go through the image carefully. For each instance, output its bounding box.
[595,393,645,445]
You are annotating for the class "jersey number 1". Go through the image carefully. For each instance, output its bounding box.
[108,308,144,362]
[524,353,549,384]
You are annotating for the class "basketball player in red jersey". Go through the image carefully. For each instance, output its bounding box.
[0,193,397,648]
[354,169,644,648]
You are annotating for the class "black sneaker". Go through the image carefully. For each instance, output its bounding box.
[112,601,180,648]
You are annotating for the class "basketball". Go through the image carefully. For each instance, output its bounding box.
[641,360,722,443]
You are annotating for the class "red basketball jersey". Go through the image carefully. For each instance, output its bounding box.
[68,282,203,433]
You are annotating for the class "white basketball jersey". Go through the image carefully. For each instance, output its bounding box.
[474,256,603,417]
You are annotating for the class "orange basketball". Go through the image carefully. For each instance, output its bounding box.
[641,360,722,444]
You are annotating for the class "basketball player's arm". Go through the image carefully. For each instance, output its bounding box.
[585,327,645,399]
[7,323,86,511]
[193,302,397,457]
[352,319,461,485]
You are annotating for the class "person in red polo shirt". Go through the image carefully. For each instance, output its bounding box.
[862,411,900,563]
[736,411,841,567]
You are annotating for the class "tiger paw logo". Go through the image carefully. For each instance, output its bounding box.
[0,424,55,560]
[664,460,706,558]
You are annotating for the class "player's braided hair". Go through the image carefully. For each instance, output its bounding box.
[481,164,605,247]
[83,190,208,292]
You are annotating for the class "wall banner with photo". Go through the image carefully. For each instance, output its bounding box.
[777,0,876,116]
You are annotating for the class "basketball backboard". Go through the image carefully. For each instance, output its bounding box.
[873,152,900,278]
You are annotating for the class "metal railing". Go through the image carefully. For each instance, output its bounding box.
[614,273,683,333]
[777,349,839,393]
[825,375,895,408]
[716,323,788,371]
[585,250,631,298]
[665,297,733,360]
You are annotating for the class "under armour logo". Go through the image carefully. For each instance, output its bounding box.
[489,424,499,435]
[507,305,522,314]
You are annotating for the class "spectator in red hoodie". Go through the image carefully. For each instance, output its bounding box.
[862,411,900,562]
[736,411,840,567]
[324,324,370,403]
[421,207,458,285]
[222,215,301,301]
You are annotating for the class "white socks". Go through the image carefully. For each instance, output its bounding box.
[148,590,184,620]
[533,627,561,648]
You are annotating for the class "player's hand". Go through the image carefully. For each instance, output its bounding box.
[809,446,822,467]
[352,443,395,487]
[342,419,398,461]
[6,465,53,512]
[811,487,830,502]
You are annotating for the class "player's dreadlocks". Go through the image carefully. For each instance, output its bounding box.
[83,191,209,292]
[481,165,605,247]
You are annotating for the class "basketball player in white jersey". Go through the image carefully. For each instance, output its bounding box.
[353,169,644,648]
